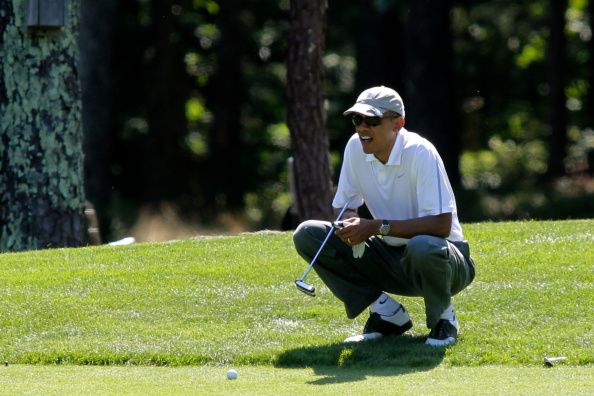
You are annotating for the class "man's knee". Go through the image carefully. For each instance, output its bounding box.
[405,235,448,263]
[403,235,452,296]
[293,220,327,255]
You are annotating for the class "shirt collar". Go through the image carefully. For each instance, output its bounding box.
[365,128,406,165]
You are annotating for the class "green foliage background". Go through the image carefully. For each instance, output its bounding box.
[79,0,594,238]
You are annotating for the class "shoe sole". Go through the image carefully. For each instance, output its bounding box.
[425,336,457,347]
[343,320,413,343]
[343,332,383,343]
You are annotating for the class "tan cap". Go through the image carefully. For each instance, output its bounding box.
[343,86,405,117]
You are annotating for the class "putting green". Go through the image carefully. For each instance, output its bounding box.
[0,365,592,395]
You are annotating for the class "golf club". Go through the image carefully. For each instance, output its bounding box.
[295,198,352,296]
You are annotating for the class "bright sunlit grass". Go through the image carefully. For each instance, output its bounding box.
[0,365,592,396]
[0,220,592,369]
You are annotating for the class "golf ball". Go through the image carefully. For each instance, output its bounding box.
[227,369,238,380]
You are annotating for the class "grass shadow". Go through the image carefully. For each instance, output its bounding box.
[274,334,445,384]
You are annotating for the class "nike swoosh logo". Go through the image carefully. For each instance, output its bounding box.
[378,296,388,305]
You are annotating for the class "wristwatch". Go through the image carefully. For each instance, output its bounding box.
[379,219,390,236]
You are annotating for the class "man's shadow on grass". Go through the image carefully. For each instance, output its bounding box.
[274,334,445,385]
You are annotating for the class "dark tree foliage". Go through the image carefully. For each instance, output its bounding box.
[584,0,594,175]
[76,0,594,235]
[210,0,243,209]
[546,0,569,179]
[404,0,460,186]
[84,0,293,234]
[80,0,118,237]
[107,1,208,220]
[354,0,405,93]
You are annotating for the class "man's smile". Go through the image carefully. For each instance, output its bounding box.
[359,134,372,144]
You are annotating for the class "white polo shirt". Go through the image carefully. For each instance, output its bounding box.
[332,128,464,246]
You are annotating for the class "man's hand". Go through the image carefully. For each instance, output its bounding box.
[334,207,358,220]
[334,217,379,246]
[334,212,452,246]
[340,209,359,220]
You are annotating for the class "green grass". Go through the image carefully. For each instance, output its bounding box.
[0,220,592,393]
[1,365,592,395]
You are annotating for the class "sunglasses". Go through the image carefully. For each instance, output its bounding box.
[351,114,387,127]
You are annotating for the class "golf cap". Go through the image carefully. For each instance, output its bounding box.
[343,86,405,117]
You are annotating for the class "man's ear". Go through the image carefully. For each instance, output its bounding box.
[395,116,405,129]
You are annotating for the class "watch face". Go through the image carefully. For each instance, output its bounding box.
[380,221,390,235]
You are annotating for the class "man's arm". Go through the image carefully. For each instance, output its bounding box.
[379,213,452,239]
[335,213,452,245]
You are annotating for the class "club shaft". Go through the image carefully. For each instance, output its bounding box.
[298,227,336,281]
[298,198,352,281]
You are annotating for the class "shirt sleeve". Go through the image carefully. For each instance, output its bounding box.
[415,145,456,217]
[333,136,365,210]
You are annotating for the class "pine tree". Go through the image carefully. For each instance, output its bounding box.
[0,0,86,251]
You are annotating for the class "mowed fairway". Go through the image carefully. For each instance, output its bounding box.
[1,365,592,395]
[0,220,592,394]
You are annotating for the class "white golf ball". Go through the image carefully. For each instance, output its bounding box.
[226,369,238,380]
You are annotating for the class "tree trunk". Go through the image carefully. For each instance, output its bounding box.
[287,0,333,220]
[546,0,568,179]
[0,0,86,251]
[405,0,460,186]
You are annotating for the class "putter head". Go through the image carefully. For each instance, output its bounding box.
[295,280,316,297]
[544,356,567,367]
